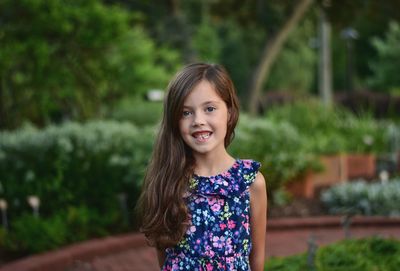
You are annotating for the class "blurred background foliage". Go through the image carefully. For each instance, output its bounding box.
[0,0,180,129]
[1,0,400,130]
[1,0,400,255]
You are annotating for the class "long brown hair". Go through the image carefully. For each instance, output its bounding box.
[138,63,239,249]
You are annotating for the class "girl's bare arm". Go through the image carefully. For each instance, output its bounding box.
[249,172,267,271]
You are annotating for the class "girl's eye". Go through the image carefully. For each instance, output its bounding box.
[206,106,216,112]
[182,111,192,117]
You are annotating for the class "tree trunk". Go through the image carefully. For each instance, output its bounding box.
[248,0,314,115]
[319,7,333,107]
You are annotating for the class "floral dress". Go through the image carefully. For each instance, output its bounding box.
[161,159,261,271]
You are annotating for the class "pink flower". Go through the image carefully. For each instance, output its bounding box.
[228,220,236,229]
[215,178,223,185]
[205,246,215,257]
[207,198,216,205]
[206,263,213,271]
[211,204,221,212]
[226,238,233,254]
[243,160,252,168]
[212,236,225,248]
[219,223,227,230]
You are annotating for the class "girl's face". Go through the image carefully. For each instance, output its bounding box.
[179,80,229,158]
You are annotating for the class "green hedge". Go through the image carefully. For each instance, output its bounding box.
[0,206,119,253]
[265,237,400,271]
[230,115,321,196]
[0,121,155,253]
[266,100,390,155]
[0,121,154,215]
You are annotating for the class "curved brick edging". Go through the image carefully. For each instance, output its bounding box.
[1,216,400,271]
[0,233,148,271]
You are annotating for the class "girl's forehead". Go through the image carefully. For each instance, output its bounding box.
[183,80,224,104]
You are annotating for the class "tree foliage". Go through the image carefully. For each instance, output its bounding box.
[367,21,400,93]
[2,0,400,128]
[326,0,400,91]
[266,19,317,93]
[0,0,180,129]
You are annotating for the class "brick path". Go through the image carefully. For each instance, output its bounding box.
[88,222,400,271]
[2,216,400,271]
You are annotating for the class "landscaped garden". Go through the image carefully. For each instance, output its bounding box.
[0,100,399,260]
[1,1,400,270]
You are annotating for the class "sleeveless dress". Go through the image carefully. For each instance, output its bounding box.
[161,159,261,271]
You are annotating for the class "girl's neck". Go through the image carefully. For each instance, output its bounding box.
[193,151,236,177]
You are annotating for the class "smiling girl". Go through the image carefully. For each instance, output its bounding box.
[139,63,267,270]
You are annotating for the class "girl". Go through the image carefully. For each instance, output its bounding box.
[139,63,267,270]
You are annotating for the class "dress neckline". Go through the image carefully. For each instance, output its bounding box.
[193,159,239,179]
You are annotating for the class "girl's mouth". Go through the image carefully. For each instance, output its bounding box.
[192,131,212,142]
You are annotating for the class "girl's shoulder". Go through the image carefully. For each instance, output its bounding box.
[237,159,261,172]
[236,159,261,186]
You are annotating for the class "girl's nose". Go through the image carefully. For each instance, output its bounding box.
[192,112,206,126]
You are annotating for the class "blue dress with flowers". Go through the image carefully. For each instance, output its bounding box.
[161,159,261,271]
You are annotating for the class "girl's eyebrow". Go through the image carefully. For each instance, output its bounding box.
[183,101,221,108]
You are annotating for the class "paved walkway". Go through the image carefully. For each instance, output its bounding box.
[81,217,400,271]
[2,216,400,271]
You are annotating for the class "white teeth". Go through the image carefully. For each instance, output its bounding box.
[199,133,210,139]
[195,132,211,139]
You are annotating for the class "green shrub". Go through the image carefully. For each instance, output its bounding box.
[316,238,400,271]
[321,179,400,216]
[3,214,68,254]
[0,120,156,253]
[0,120,154,217]
[264,254,307,271]
[267,100,389,155]
[230,115,321,199]
[1,205,125,254]
[63,205,122,242]
[265,238,400,271]
[316,240,368,271]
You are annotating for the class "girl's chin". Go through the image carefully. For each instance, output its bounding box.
[194,137,211,144]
